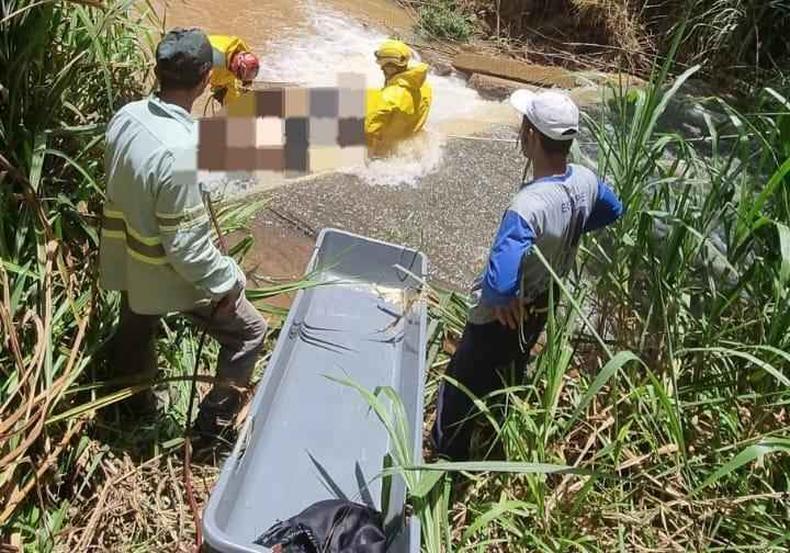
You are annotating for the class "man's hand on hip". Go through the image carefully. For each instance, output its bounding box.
[493,298,522,330]
[214,281,244,316]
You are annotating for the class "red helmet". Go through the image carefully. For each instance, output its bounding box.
[230,51,259,82]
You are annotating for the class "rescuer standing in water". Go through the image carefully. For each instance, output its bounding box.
[365,39,433,157]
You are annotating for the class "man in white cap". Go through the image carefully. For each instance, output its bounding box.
[431,89,624,461]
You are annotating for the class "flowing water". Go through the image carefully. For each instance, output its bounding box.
[158,0,515,186]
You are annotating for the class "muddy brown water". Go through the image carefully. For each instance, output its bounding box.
[157,0,514,134]
[158,0,413,50]
[157,0,417,305]
[242,218,314,310]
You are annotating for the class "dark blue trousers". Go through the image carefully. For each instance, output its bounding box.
[431,305,548,461]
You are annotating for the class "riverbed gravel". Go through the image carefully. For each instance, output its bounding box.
[258,127,527,290]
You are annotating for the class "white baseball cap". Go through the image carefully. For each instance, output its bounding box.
[509,89,579,141]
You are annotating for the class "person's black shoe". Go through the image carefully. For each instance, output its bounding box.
[191,386,244,448]
[118,380,169,420]
[121,388,158,417]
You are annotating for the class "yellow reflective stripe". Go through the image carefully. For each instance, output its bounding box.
[101,225,166,264]
[102,230,169,266]
[101,216,163,251]
[102,202,178,265]
[103,208,125,219]
[124,222,161,246]
[102,229,126,240]
[102,207,163,247]
[155,203,208,229]
[103,201,125,218]
[158,214,210,233]
[127,247,169,266]
[155,203,205,221]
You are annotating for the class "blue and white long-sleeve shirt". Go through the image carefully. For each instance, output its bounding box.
[468,163,623,324]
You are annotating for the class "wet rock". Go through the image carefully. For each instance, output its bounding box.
[468,74,617,107]
[419,49,454,76]
[569,85,608,107]
[452,52,577,89]
[431,61,453,77]
[468,73,531,100]
[573,70,645,89]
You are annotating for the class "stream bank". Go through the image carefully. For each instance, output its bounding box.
[158,0,651,293]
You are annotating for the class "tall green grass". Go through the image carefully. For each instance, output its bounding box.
[415,0,475,42]
[332,26,789,551]
[410,34,790,553]
[1,0,157,540]
[0,1,309,547]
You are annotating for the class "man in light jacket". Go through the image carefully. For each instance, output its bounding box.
[100,28,267,439]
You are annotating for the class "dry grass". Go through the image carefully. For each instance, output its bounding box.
[454,0,652,72]
[55,444,218,551]
[571,0,646,60]
[413,0,789,81]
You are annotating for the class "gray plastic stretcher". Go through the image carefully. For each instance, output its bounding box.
[203,228,428,552]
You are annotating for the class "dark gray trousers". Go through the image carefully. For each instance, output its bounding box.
[110,291,267,389]
[431,290,552,461]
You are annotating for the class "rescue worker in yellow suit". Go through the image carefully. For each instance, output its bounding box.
[208,34,260,106]
[365,39,432,157]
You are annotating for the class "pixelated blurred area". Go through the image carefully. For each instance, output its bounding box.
[198,80,367,181]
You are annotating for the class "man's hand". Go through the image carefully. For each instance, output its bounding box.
[214,282,243,316]
[492,298,522,330]
[211,86,227,105]
[367,135,386,159]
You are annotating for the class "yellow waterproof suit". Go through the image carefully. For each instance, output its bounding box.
[365,62,432,156]
[208,35,251,106]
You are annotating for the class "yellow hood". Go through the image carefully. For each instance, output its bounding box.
[387,62,429,90]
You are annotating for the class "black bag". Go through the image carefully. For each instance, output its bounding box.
[255,499,387,553]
